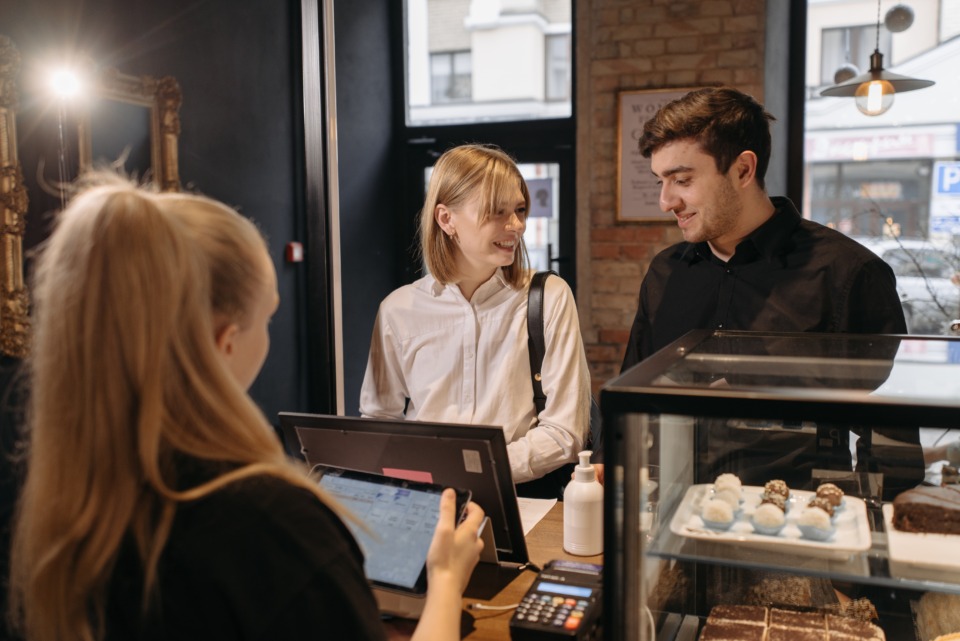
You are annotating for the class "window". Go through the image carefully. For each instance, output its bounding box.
[404,0,572,126]
[545,34,571,101]
[430,51,471,104]
[819,24,891,86]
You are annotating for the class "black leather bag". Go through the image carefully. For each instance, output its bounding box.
[515,271,603,500]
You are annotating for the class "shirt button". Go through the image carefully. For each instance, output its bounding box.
[717,323,724,328]
[726,268,732,274]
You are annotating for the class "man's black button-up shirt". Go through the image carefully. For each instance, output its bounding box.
[622,197,907,369]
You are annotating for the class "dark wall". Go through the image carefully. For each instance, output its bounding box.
[0,0,325,423]
[333,0,404,414]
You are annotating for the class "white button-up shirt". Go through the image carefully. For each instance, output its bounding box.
[359,269,591,483]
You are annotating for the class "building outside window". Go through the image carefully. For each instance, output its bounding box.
[405,0,572,126]
[430,51,472,103]
[805,0,960,334]
[819,24,892,87]
[545,34,571,101]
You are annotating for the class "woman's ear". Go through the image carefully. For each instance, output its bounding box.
[215,322,240,358]
[435,204,456,237]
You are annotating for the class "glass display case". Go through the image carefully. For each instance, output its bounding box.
[600,330,960,641]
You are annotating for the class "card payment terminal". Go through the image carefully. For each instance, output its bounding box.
[509,559,602,641]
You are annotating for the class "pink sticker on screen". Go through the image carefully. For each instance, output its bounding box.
[382,468,434,484]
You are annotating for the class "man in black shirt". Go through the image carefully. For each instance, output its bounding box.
[621,87,922,497]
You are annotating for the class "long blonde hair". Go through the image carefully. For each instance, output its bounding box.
[8,177,324,641]
[419,144,531,287]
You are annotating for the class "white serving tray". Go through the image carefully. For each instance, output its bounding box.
[883,503,960,572]
[668,484,871,560]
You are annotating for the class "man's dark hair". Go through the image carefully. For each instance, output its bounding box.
[639,87,776,189]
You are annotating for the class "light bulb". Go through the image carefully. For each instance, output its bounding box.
[49,68,82,99]
[854,79,894,116]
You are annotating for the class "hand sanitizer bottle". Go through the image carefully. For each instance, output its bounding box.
[563,450,603,556]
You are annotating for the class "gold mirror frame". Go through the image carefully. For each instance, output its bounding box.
[78,68,182,192]
[0,35,30,359]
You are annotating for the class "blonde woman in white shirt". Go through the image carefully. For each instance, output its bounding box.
[360,144,591,496]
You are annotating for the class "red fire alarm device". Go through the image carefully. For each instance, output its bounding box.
[285,242,304,263]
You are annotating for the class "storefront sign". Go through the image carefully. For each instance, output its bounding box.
[806,132,934,161]
[935,162,960,195]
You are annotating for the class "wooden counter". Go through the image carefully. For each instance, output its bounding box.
[386,502,603,640]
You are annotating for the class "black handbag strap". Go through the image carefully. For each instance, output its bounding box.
[527,270,557,414]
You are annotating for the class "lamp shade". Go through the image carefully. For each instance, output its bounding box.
[820,50,934,97]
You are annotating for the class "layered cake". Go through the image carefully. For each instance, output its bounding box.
[891,485,960,534]
[699,605,885,640]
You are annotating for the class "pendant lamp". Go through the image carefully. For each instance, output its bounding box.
[820,0,934,116]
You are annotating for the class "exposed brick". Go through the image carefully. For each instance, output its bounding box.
[723,15,760,32]
[654,18,722,37]
[655,53,715,72]
[666,36,700,54]
[717,49,756,68]
[666,70,700,86]
[599,329,633,344]
[591,242,622,260]
[700,68,736,85]
[581,0,765,390]
[632,39,667,57]
[700,1,735,17]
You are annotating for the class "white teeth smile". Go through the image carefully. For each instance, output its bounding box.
[494,241,515,248]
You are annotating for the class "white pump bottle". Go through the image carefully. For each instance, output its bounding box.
[563,450,603,556]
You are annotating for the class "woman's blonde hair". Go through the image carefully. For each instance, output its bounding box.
[419,144,530,287]
[8,176,324,641]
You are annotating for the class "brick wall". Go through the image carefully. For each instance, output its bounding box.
[575,0,767,393]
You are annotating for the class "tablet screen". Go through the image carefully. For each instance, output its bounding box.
[314,466,454,593]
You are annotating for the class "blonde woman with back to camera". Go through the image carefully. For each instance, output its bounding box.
[8,175,483,641]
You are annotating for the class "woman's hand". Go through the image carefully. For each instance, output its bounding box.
[412,490,485,641]
[426,489,485,594]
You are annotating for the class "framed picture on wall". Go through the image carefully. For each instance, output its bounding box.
[617,87,700,222]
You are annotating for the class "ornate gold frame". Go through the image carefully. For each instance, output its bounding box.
[78,68,182,192]
[0,35,30,358]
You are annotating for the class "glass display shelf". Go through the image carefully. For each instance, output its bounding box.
[600,330,960,641]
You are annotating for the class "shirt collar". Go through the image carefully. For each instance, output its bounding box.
[745,197,802,263]
[425,268,509,298]
[678,197,802,265]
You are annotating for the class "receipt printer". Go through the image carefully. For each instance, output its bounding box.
[509,560,602,641]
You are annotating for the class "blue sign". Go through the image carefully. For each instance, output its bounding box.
[931,215,960,234]
[936,163,960,195]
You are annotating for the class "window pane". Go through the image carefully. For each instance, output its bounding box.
[806,0,960,335]
[405,0,572,126]
[546,34,571,101]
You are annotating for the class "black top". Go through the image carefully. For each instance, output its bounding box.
[619,198,920,496]
[622,197,907,369]
[106,471,386,641]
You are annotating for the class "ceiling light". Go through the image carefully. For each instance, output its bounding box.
[820,0,933,116]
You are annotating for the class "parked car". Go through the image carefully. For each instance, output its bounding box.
[853,238,960,335]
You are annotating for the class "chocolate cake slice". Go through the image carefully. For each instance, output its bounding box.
[699,621,767,641]
[768,629,826,641]
[826,615,885,640]
[892,486,960,534]
[707,605,768,626]
[769,608,826,629]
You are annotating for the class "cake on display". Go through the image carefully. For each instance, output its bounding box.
[698,605,885,640]
[892,485,960,535]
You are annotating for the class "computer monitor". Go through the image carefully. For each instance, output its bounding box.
[278,412,529,566]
